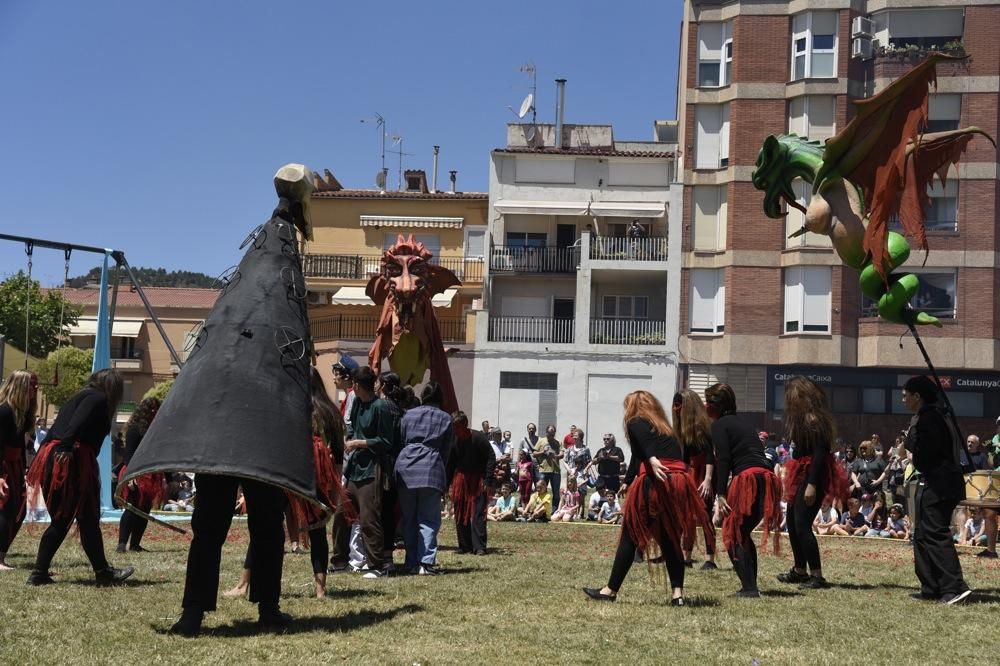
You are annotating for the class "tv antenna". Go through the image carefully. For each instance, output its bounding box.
[507,61,537,143]
[388,134,414,191]
[361,112,389,190]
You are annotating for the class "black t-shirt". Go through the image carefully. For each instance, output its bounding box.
[850,456,886,487]
[44,387,112,451]
[905,404,964,496]
[711,414,769,496]
[594,444,625,477]
[625,418,682,484]
[123,425,143,465]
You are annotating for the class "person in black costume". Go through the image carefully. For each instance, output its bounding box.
[26,369,134,585]
[776,377,848,590]
[115,397,161,553]
[902,375,971,605]
[583,391,714,606]
[706,382,781,599]
[448,412,495,555]
[0,370,37,569]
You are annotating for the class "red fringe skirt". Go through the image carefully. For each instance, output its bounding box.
[450,470,484,526]
[722,466,782,555]
[783,454,849,506]
[116,465,164,512]
[27,439,100,522]
[1,448,27,542]
[288,436,354,529]
[622,458,716,562]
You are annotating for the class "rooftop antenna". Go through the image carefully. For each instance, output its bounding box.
[519,62,537,125]
[387,134,414,191]
[361,113,389,190]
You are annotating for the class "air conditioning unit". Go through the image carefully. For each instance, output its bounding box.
[852,36,874,60]
[852,16,874,38]
[306,290,327,305]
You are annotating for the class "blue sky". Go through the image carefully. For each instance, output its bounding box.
[0,1,682,283]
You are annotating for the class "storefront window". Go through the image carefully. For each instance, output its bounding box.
[862,388,886,414]
[832,387,857,413]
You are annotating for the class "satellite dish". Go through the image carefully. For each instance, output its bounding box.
[375,170,387,189]
[518,93,534,119]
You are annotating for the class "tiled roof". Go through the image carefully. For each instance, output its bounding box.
[46,287,219,309]
[312,189,488,200]
[494,146,675,158]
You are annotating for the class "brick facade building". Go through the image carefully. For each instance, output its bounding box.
[678,0,1000,444]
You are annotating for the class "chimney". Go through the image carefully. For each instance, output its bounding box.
[449,170,457,193]
[431,145,440,193]
[555,78,566,149]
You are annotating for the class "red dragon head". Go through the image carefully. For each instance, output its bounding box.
[369,234,460,328]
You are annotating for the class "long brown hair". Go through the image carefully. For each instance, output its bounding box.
[783,376,835,454]
[125,397,160,436]
[622,390,673,438]
[0,370,37,432]
[86,368,124,420]
[311,366,344,459]
[704,382,737,417]
[672,389,712,451]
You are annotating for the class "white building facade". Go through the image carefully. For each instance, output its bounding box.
[471,121,682,457]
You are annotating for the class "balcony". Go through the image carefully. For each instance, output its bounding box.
[590,319,666,345]
[303,254,484,282]
[590,237,668,262]
[489,246,578,274]
[111,349,144,371]
[487,316,574,344]
[311,315,467,343]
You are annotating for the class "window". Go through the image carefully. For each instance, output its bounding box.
[698,21,733,87]
[464,228,486,258]
[862,388,886,414]
[405,175,422,191]
[692,185,727,251]
[785,179,831,248]
[927,94,960,133]
[602,295,648,319]
[784,266,831,333]
[832,387,857,414]
[499,372,558,391]
[690,268,725,333]
[882,9,963,50]
[695,103,730,169]
[505,232,547,248]
[384,233,440,258]
[791,12,838,80]
[861,270,956,319]
[927,180,958,231]
[788,96,836,142]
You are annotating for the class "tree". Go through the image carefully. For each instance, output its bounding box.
[0,272,81,357]
[35,346,93,407]
[143,379,173,402]
[69,266,216,289]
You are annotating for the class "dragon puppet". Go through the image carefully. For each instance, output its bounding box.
[752,53,995,326]
[367,234,461,413]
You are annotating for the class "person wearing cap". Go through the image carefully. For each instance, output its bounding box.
[332,355,360,431]
[902,375,970,604]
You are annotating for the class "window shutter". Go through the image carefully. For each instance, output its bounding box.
[693,186,722,250]
[788,97,807,137]
[691,269,722,333]
[929,94,960,122]
[719,103,730,165]
[783,267,803,332]
[696,105,722,169]
[802,267,831,331]
[465,229,485,258]
[808,96,836,140]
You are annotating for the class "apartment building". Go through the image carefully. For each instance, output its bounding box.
[472,103,682,454]
[303,169,488,408]
[678,0,1000,442]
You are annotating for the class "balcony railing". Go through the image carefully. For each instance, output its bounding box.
[311,315,467,343]
[303,254,483,282]
[487,316,574,344]
[589,319,666,345]
[489,246,579,274]
[590,236,668,262]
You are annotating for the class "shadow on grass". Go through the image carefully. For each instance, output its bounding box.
[171,603,426,637]
[74,578,170,588]
[283,588,385,600]
[760,589,802,598]
[678,595,721,608]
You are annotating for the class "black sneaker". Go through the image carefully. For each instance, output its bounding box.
[736,589,761,599]
[95,566,135,585]
[128,545,149,553]
[170,610,204,637]
[257,604,292,631]
[910,591,941,601]
[683,560,694,568]
[418,564,441,576]
[328,564,351,574]
[776,568,810,584]
[583,587,617,602]
[670,597,685,607]
[115,543,127,554]
[799,576,830,590]
[976,549,998,559]
[25,570,54,586]
[362,567,389,579]
[941,589,972,605]
[701,561,718,571]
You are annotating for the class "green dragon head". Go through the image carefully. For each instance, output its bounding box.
[751,134,826,219]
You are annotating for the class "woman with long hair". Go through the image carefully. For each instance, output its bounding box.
[583,390,714,606]
[0,370,38,569]
[26,368,133,585]
[115,396,162,553]
[705,382,781,598]
[777,377,848,589]
[672,389,717,570]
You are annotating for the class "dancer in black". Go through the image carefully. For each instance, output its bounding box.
[902,375,970,604]
[706,383,781,599]
[116,397,162,553]
[672,389,717,571]
[0,370,37,570]
[777,377,848,589]
[584,391,714,606]
[448,412,495,555]
[26,369,133,585]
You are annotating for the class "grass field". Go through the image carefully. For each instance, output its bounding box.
[1,520,998,665]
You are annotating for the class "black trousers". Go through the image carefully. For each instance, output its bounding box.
[786,486,822,572]
[182,475,285,612]
[331,476,385,570]
[245,525,328,577]
[382,483,398,559]
[455,492,488,553]
[913,484,967,597]
[117,485,148,549]
[0,489,25,555]
[35,509,109,574]
[727,475,766,593]
[608,528,685,592]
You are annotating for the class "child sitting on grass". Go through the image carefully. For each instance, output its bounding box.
[551,477,580,522]
[597,490,622,525]
[520,480,552,522]
[831,498,868,536]
[488,483,518,522]
[886,503,909,540]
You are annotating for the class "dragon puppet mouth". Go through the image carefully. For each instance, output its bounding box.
[394,298,417,327]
